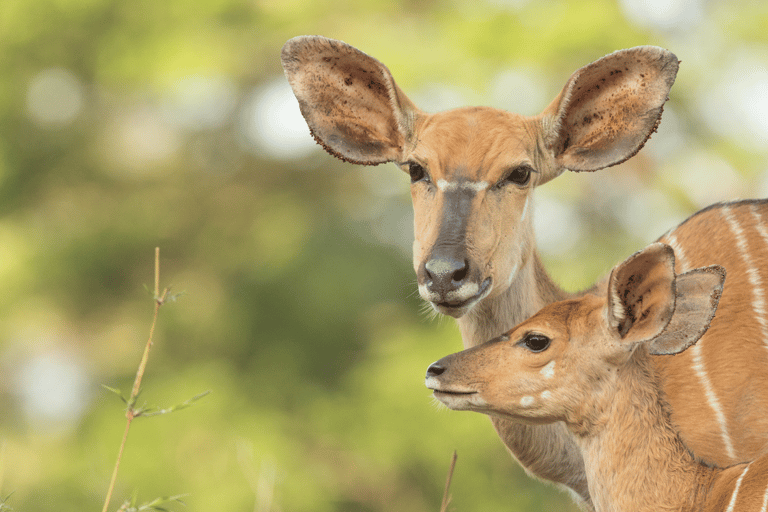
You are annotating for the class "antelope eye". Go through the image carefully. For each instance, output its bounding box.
[407,162,429,184]
[498,165,533,188]
[521,333,551,353]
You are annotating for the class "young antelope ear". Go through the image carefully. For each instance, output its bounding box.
[606,243,676,344]
[649,265,725,355]
[540,46,679,180]
[281,36,420,166]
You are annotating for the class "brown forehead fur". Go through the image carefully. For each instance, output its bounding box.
[512,296,600,342]
[412,107,543,182]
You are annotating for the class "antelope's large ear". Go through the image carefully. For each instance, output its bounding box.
[649,265,725,355]
[281,36,420,166]
[540,46,679,180]
[606,243,677,345]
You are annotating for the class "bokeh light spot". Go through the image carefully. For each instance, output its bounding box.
[26,68,84,127]
[161,75,237,131]
[16,351,90,431]
[240,79,317,160]
[620,0,704,31]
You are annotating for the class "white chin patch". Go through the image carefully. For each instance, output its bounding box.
[417,282,482,305]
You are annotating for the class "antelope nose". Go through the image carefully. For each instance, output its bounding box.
[426,361,446,377]
[424,256,469,294]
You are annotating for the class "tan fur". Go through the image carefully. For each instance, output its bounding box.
[428,245,768,512]
[281,37,768,507]
[656,201,768,466]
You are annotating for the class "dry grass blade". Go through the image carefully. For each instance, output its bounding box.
[440,451,458,512]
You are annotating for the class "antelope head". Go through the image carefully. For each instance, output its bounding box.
[425,243,725,428]
[281,37,679,317]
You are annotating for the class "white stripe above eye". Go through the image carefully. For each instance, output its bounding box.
[436,179,490,192]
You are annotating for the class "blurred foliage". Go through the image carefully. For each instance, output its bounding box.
[1,0,767,511]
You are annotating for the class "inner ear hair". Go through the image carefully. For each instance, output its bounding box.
[607,243,677,344]
[649,265,726,356]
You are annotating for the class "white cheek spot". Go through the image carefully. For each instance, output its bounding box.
[540,360,556,379]
[540,391,552,401]
[520,395,535,407]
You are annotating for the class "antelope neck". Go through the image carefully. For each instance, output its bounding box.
[457,251,567,349]
[577,350,701,512]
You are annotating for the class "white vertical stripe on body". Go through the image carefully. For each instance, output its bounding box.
[665,230,737,462]
[760,477,768,512]
[725,463,750,512]
[724,206,768,346]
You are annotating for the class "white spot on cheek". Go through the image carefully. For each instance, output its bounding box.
[540,391,552,401]
[520,395,535,407]
[540,361,556,379]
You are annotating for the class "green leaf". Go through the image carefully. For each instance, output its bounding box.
[137,494,188,511]
[0,491,15,511]
[102,384,128,404]
[140,391,211,418]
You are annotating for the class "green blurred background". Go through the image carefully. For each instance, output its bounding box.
[2,0,768,510]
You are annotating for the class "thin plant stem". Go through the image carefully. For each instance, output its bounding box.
[0,441,5,497]
[440,451,457,512]
[102,247,168,512]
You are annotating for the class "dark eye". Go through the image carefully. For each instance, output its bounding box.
[407,162,429,184]
[521,333,551,353]
[497,165,532,188]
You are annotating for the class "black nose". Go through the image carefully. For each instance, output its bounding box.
[424,255,469,295]
[426,361,446,377]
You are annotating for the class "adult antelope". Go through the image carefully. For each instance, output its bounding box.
[282,37,768,505]
[426,242,768,512]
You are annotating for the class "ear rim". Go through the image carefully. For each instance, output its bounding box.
[606,242,677,344]
[541,45,679,174]
[281,35,420,166]
[648,264,726,356]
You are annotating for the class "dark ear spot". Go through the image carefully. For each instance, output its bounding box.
[606,243,676,344]
[541,46,679,174]
[281,36,420,165]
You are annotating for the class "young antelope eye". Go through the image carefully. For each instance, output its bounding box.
[522,333,551,353]
[408,162,428,183]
